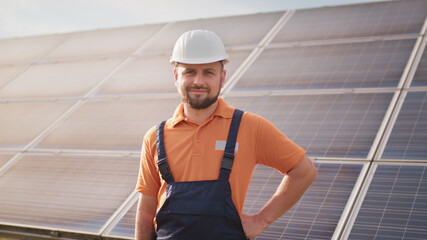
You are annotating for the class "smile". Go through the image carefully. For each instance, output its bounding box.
[190,90,207,93]
[188,87,209,94]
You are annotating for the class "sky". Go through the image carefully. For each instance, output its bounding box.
[0,0,389,40]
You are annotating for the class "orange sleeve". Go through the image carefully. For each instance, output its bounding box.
[135,126,161,196]
[255,116,306,174]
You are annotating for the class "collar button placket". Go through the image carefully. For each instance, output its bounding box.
[193,126,202,155]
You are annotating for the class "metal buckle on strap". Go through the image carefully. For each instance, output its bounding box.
[158,158,173,182]
[221,152,234,170]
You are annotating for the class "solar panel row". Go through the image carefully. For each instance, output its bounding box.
[0,0,426,239]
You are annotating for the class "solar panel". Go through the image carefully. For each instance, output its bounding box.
[0,0,426,239]
[273,0,427,42]
[35,97,180,151]
[0,101,73,149]
[411,40,427,87]
[0,154,14,168]
[382,91,427,160]
[0,153,139,233]
[347,164,427,240]
[0,58,124,99]
[225,92,393,158]
[0,34,69,64]
[244,163,364,240]
[103,163,364,240]
[104,200,137,238]
[96,54,175,95]
[232,39,416,91]
[0,65,26,88]
[42,24,164,60]
[143,12,284,52]
[96,49,251,96]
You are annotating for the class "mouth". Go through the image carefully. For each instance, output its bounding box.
[188,87,208,94]
[190,89,207,94]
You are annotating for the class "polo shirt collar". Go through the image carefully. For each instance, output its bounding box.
[171,98,234,127]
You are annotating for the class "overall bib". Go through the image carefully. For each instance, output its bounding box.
[155,109,247,240]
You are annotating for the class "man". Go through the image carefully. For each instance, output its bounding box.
[135,29,317,240]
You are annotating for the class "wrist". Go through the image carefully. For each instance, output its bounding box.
[255,212,272,230]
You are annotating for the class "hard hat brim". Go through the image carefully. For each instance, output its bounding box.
[170,57,229,65]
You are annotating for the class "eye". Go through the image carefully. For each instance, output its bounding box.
[204,70,215,76]
[183,70,195,75]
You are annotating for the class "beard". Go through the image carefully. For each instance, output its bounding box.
[182,85,220,110]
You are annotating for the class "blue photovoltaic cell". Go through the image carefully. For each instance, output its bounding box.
[244,163,363,240]
[348,165,427,240]
[232,39,415,91]
[411,44,427,87]
[225,93,393,159]
[382,92,427,160]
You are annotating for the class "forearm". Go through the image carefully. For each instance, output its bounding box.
[258,163,316,225]
[242,156,317,238]
[135,212,155,240]
[135,193,157,240]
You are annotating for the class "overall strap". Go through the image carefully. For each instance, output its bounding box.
[220,109,244,181]
[156,121,175,183]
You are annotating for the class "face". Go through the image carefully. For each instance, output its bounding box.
[174,62,226,110]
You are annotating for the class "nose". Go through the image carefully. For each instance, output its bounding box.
[193,72,204,85]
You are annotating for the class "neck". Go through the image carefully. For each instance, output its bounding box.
[183,100,219,125]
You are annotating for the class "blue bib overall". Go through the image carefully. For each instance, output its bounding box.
[155,109,247,240]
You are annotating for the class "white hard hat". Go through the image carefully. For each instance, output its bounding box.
[170,30,229,65]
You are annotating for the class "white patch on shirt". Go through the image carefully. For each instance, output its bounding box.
[215,140,239,152]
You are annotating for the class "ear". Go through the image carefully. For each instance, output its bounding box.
[220,70,227,88]
[173,67,179,86]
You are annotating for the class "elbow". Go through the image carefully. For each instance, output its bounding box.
[287,155,317,185]
[301,156,317,185]
[306,156,318,183]
[309,163,318,183]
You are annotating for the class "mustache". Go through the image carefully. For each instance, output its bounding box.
[187,85,209,91]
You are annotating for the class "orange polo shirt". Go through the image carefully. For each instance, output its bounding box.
[136,98,306,214]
